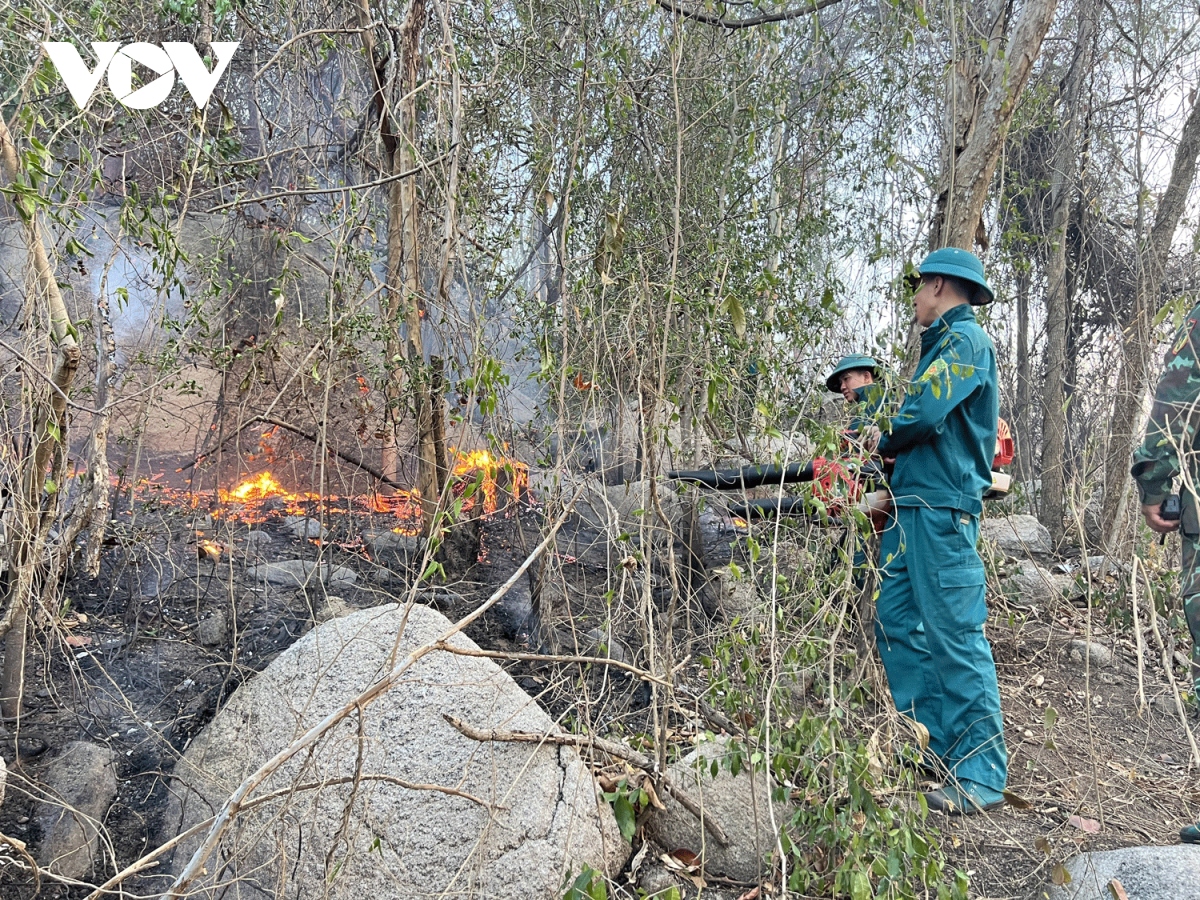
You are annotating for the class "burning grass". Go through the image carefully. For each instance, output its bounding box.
[124,448,530,534]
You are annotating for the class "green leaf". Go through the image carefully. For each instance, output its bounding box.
[724,294,746,339]
[587,873,607,900]
[850,869,871,900]
[612,792,635,843]
[44,477,58,495]
[1043,706,1058,729]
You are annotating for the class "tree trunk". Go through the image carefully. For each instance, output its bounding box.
[1039,1,1097,546]
[1101,93,1200,552]
[1015,268,1034,485]
[0,116,81,721]
[930,0,1060,250]
[903,0,1059,374]
[360,0,438,530]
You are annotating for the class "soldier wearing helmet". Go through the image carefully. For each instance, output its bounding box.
[826,353,889,436]
[866,247,1008,816]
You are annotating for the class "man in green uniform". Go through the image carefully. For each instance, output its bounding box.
[868,248,1008,814]
[827,354,882,405]
[826,354,888,433]
[1129,304,1200,845]
[825,355,887,585]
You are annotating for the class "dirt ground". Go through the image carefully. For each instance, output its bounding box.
[0,493,1197,899]
[943,599,1200,900]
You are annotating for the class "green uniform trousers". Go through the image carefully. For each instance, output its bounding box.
[875,505,1008,791]
[1178,515,1200,691]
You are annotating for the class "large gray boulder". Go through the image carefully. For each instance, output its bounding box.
[35,741,118,879]
[644,736,789,882]
[1047,845,1200,899]
[981,514,1054,560]
[164,603,627,899]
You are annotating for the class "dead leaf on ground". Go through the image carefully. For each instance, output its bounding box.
[1068,814,1101,834]
[1002,789,1032,809]
[64,635,92,648]
[661,850,706,890]
[641,777,666,810]
[1034,836,1051,856]
[1051,864,1072,886]
[1108,878,1130,900]
[626,841,649,879]
[665,848,699,868]
[735,888,760,900]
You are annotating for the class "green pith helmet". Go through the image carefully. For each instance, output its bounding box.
[907,247,996,305]
[826,354,882,393]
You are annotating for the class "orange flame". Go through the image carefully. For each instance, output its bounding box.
[452,449,528,514]
[221,471,292,503]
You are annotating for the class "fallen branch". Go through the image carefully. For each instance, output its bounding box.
[254,414,411,491]
[164,487,583,898]
[444,714,731,847]
[1130,555,1148,713]
[0,832,40,892]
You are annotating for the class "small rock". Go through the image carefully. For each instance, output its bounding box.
[17,736,48,758]
[1085,555,1121,577]
[1004,561,1063,606]
[197,610,228,646]
[1067,639,1114,668]
[418,587,463,611]
[284,516,325,540]
[241,531,273,558]
[364,529,424,556]
[35,742,118,879]
[371,566,405,587]
[645,735,791,882]
[584,627,630,664]
[711,566,758,619]
[248,559,357,588]
[980,514,1053,560]
[1047,844,1200,899]
[315,596,354,623]
[636,864,679,897]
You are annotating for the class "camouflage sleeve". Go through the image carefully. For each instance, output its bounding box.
[1131,312,1200,506]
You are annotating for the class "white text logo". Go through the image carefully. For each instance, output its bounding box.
[41,42,240,110]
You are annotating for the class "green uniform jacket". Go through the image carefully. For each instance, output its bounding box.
[877,303,998,515]
[1131,302,1200,507]
[850,382,889,434]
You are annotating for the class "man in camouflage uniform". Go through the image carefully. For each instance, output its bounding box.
[1130,305,1200,845]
